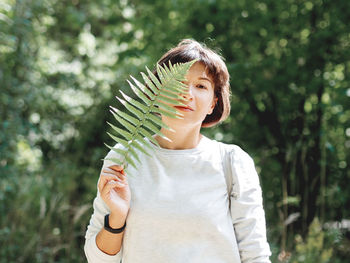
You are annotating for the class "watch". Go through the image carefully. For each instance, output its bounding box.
[104,214,126,234]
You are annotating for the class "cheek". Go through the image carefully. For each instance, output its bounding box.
[199,97,215,112]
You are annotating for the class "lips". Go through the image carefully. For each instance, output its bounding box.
[174,106,194,112]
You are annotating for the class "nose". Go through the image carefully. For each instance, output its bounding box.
[181,84,194,101]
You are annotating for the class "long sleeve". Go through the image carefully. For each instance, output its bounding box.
[229,146,271,263]
[84,155,123,263]
[85,136,270,263]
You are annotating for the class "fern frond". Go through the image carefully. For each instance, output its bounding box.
[159,89,184,100]
[142,120,167,138]
[115,96,144,119]
[105,60,196,172]
[147,113,173,131]
[129,76,155,101]
[153,100,179,114]
[130,140,152,157]
[119,90,149,114]
[127,80,152,107]
[110,106,139,125]
[156,95,184,107]
[152,107,182,119]
[105,143,141,165]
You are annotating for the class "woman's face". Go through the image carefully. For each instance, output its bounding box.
[161,62,217,129]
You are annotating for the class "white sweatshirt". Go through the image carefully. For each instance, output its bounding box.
[84,135,271,263]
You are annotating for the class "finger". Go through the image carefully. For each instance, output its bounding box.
[108,165,125,173]
[103,168,127,179]
[101,180,127,196]
[102,170,127,184]
[102,168,123,176]
[98,174,122,192]
[101,173,122,181]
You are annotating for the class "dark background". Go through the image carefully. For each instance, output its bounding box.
[1,0,349,262]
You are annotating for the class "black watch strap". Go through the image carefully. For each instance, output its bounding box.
[104,214,126,234]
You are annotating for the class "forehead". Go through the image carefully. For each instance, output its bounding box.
[187,62,214,82]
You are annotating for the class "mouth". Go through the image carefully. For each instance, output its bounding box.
[174,106,194,112]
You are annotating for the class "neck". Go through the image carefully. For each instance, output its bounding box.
[153,125,203,150]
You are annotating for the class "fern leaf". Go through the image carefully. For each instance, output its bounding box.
[105,157,125,165]
[153,100,179,114]
[105,137,128,148]
[153,107,183,119]
[115,96,144,119]
[127,80,153,107]
[156,95,184,107]
[146,67,163,91]
[133,74,159,96]
[138,127,160,147]
[143,120,166,138]
[159,89,185,101]
[110,111,136,134]
[130,140,152,157]
[105,60,196,171]
[119,90,149,114]
[135,135,154,150]
[107,124,132,141]
[147,113,175,132]
[157,63,170,81]
[105,144,141,165]
[130,76,155,100]
[110,106,139,125]
[104,156,136,169]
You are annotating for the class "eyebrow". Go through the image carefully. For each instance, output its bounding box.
[199,77,213,83]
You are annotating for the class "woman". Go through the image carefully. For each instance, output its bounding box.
[84,39,271,263]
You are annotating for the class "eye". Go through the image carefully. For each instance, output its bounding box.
[197,84,207,89]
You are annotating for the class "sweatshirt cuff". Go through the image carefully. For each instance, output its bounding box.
[84,233,122,262]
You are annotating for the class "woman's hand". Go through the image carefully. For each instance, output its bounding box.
[98,165,131,227]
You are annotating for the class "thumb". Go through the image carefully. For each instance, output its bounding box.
[108,165,125,173]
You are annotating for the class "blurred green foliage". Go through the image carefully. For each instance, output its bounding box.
[1,0,349,262]
[292,218,335,263]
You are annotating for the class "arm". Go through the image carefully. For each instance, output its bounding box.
[84,191,124,262]
[229,146,271,263]
[96,212,126,255]
[84,152,131,262]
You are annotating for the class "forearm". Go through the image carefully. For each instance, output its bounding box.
[96,214,127,255]
[229,146,271,262]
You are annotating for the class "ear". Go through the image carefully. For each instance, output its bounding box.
[208,97,218,115]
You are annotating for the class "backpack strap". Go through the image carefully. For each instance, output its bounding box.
[219,142,233,205]
[219,142,240,205]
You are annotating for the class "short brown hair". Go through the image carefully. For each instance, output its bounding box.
[155,39,231,127]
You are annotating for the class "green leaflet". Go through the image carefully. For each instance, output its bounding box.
[127,80,153,107]
[116,97,144,120]
[111,112,137,134]
[138,127,159,146]
[158,93,183,105]
[110,106,139,125]
[107,125,132,141]
[153,100,179,114]
[120,90,151,113]
[130,140,152,157]
[147,113,174,131]
[104,60,196,171]
[143,120,167,138]
[130,76,155,100]
[136,135,154,150]
[159,89,185,101]
[153,107,183,119]
[105,144,141,165]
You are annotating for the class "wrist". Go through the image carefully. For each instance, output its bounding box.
[109,213,127,229]
[104,214,126,234]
